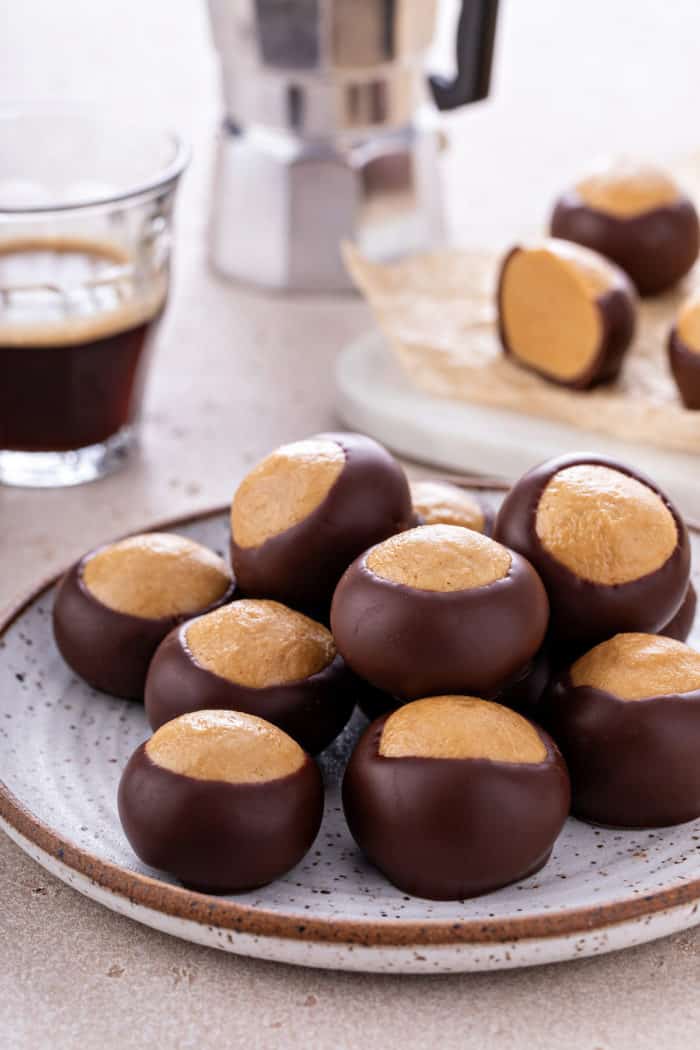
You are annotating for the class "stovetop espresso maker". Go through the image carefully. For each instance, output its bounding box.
[207,1,499,290]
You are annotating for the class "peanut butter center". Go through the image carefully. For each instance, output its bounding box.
[231,438,345,549]
[146,710,305,783]
[571,633,700,700]
[677,294,700,354]
[184,599,336,688]
[535,464,677,585]
[576,162,681,218]
[365,524,511,592]
[500,240,617,382]
[410,480,485,533]
[82,533,231,619]
[379,696,547,763]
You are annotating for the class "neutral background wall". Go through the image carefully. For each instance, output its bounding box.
[3,3,700,1047]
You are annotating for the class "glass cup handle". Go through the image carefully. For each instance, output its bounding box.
[429,0,500,112]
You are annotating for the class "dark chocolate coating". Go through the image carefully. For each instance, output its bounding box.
[495,646,551,718]
[551,191,700,296]
[357,686,401,723]
[494,453,690,647]
[668,327,700,409]
[118,744,323,893]
[330,543,549,700]
[145,626,356,754]
[497,246,636,390]
[412,487,495,537]
[660,582,697,643]
[355,650,554,722]
[52,558,236,700]
[545,671,700,827]
[231,432,412,612]
[342,714,570,900]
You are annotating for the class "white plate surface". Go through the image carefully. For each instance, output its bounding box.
[2,508,700,973]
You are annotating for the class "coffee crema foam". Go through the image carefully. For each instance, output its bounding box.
[0,237,167,346]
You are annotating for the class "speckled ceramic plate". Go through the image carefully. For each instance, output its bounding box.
[2,497,700,974]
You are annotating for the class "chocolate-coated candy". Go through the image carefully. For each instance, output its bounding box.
[659,582,696,643]
[230,432,412,613]
[331,525,549,700]
[410,479,494,535]
[343,697,570,900]
[669,328,700,409]
[118,710,324,894]
[498,239,636,389]
[145,600,356,754]
[495,646,551,718]
[668,295,700,410]
[545,634,700,827]
[53,534,235,699]
[550,163,699,296]
[495,454,690,647]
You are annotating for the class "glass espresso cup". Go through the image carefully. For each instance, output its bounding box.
[0,108,188,487]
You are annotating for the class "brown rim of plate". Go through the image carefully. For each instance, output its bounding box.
[2,495,700,949]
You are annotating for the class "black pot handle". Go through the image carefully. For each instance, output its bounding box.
[429,0,500,112]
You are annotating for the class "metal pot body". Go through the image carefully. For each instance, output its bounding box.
[208,0,439,138]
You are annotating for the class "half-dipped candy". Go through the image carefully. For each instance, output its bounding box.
[495,454,690,647]
[669,294,700,409]
[660,583,697,643]
[230,433,412,612]
[118,710,323,893]
[551,161,700,296]
[497,239,635,389]
[410,479,493,535]
[331,524,549,700]
[145,599,355,754]
[343,696,570,899]
[495,646,551,718]
[53,533,234,699]
[546,634,700,827]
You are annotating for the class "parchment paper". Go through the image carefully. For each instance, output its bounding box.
[343,169,700,456]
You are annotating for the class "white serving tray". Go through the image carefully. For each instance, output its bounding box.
[336,331,700,520]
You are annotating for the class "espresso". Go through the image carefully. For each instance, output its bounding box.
[0,239,166,452]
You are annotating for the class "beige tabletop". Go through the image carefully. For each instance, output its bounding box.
[3,2,700,1047]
